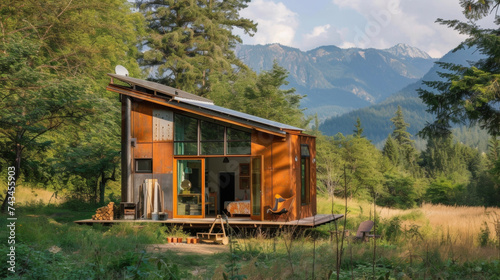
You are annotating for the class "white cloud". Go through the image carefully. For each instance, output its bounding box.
[239,0,298,46]
[236,0,497,58]
[332,0,474,57]
[301,24,343,50]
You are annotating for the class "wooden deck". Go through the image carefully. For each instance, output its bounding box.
[74,214,344,229]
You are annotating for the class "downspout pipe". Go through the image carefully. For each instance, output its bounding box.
[121,95,132,202]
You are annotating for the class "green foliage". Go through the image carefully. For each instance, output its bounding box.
[425,178,463,204]
[419,0,500,137]
[379,173,418,209]
[0,0,142,204]
[478,221,490,247]
[382,106,421,177]
[242,60,306,128]
[383,217,403,241]
[354,117,364,138]
[138,0,257,96]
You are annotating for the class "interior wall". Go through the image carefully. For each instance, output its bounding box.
[206,157,250,212]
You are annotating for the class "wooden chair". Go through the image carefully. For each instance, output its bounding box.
[354,220,380,241]
[267,194,294,221]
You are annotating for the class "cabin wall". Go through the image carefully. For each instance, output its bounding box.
[251,131,273,220]
[252,131,302,221]
[298,135,317,219]
[124,97,315,221]
[130,99,174,218]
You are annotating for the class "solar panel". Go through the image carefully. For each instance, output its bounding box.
[177,99,304,132]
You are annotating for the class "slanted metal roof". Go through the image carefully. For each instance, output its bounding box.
[107,74,304,133]
[108,73,213,103]
[177,99,304,132]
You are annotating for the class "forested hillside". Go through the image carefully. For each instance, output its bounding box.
[319,46,488,149]
[235,43,435,120]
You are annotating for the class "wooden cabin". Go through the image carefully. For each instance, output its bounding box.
[106,73,317,221]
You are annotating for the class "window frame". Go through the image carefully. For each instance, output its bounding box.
[200,121,225,155]
[173,113,252,156]
[174,114,199,156]
[300,144,311,205]
[226,127,251,155]
[135,158,153,173]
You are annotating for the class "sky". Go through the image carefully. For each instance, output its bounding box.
[235,0,496,58]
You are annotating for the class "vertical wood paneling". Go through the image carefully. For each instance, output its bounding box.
[132,101,153,143]
[153,142,173,174]
[134,143,153,159]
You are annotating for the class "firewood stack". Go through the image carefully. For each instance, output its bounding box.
[92,202,117,220]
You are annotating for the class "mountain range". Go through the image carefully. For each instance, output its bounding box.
[236,43,489,150]
[235,43,436,121]
[318,46,485,147]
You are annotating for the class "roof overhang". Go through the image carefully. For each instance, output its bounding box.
[107,74,306,137]
[107,84,295,137]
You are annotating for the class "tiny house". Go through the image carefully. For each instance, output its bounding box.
[106,73,317,221]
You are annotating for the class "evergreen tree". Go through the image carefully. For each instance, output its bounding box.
[138,0,257,96]
[386,106,419,173]
[243,60,306,127]
[419,0,500,138]
[353,117,364,138]
[486,137,500,185]
[382,135,399,166]
[391,106,413,147]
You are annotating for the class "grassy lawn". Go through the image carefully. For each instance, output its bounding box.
[1,191,499,279]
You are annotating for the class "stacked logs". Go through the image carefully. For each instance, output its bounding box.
[92,202,117,220]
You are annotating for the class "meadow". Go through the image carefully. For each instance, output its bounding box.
[0,187,499,279]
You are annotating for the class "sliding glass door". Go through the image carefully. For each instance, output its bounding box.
[250,156,263,220]
[174,158,205,218]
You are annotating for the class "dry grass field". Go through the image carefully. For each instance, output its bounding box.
[317,196,500,263]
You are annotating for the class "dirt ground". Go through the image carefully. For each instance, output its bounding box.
[146,243,229,255]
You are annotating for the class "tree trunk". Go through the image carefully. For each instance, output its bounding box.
[99,171,105,204]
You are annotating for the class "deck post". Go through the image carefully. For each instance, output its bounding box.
[121,95,132,202]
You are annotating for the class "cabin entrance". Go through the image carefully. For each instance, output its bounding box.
[173,158,205,218]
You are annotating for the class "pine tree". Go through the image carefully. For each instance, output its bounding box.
[243,60,305,127]
[138,0,257,96]
[419,0,500,137]
[487,137,500,185]
[354,117,364,138]
[383,134,399,166]
[389,106,419,172]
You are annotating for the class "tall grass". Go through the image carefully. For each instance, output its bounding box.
[2,195,499,279]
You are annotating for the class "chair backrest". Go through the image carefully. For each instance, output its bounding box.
[271,194,286,211]
[356,220,374,238]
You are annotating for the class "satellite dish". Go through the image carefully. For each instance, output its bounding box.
[115,65,129,76]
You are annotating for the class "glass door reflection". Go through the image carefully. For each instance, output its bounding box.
[175,159,204,217]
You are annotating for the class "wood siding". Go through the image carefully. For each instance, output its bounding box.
[130,100,174,217]
[127,97,315,222]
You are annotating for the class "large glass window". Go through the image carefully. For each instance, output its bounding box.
[176,159,203,217]
[201,121,225,155]
[251,157,261,216]
[227,128,251,155]
[301,144,310,205]
[174,114,251,156]
[174,115,198,155]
